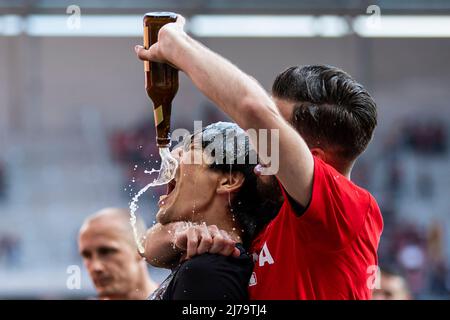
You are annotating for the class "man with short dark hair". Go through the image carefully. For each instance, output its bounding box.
[146,122,276,300]
[372,268,411,300]
[272,65,377,171]
[135,14,383,299]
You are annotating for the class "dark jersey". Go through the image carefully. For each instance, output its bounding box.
[150,244,253,300]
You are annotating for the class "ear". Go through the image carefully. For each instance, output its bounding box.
[310,147,326,161]
[216,171,245,195]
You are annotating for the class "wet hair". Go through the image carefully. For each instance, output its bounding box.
[272,65,377,162]
[186,122,280,248]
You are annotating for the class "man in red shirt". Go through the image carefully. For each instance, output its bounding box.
[135,14,383,299]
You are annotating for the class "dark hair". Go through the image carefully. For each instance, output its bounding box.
[272,65,377,161]
[188,122,280,248]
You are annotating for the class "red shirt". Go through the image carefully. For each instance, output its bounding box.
[248,156,383,300]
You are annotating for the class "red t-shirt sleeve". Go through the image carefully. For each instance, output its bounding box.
[280,156,370,250]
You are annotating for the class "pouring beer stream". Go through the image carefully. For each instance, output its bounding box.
[130,12,179,254]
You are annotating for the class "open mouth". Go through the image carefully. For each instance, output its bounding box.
[166,179,176,195]
[158,177,177,207]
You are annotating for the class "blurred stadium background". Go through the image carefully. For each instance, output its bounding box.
[0,0,449,299]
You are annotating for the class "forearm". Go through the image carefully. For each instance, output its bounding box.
[142,222,185,268]
[137,22,314,206]
[167,34,313,204]
[166,34,279,131]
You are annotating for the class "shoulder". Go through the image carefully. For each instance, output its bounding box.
[169,248,253,300]
[178,248,253,277]
[367,192,384,231]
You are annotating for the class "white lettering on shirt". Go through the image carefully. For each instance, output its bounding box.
[258,242,274,267]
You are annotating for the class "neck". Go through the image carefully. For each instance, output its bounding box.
[323,156,353,180]
[201,198,243,243]
[133,265,158,299]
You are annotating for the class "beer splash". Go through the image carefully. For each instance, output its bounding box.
[129,147,178,254]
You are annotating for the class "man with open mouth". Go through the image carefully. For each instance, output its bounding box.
[146,122,281,300]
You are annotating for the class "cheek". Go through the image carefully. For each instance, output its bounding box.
[112,254,137,280]
[280,105,294,121]
[175,167,217,216]
[191,169,217,204]
[178,162,207,192]
[107,253,128,271]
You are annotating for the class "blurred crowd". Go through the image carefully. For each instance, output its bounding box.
[402,120,447,155]
[355,118,449,299]
[378,222,450,298]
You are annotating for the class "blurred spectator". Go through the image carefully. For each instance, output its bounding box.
[78,208,158,300]
[372,267,412,300]
[375,117,449,298]
[395,227,428,298]
[427,222,450,296]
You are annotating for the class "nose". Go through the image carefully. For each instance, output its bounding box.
[88,256,105,274]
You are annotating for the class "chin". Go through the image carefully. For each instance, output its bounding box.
[156,207,173,225]
[97,288,111,298]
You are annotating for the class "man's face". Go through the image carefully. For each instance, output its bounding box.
[156,136,221,225]
[78,220,141,299]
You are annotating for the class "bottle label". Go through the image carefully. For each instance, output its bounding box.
[144,26,150,71]
[154,105,164,126]
[144,26,149,48]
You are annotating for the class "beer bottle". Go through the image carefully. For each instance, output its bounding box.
[143,12,179,147]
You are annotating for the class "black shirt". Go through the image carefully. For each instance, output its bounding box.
[149,244,253,300]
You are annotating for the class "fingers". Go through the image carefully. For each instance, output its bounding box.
[175,224,240,260]
[186,227,200,259]
[197,224,213,255]
[135,45,147,59]
[174,229,188,251]
[231,247,241,258]
[218,230,239,257]
[176,14,186,28]
[208,226,235,255]
[135,14,185,62]
[135,43,164,63]
[207,225,223,254]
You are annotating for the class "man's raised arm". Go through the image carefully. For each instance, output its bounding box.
[135,15,314,206]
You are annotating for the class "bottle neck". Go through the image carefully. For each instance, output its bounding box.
[153,102,172,148]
